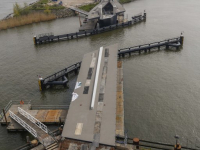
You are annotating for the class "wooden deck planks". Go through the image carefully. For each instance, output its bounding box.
[1,104,68,130]
[116,61,124,137]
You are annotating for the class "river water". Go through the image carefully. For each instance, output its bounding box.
[0,0,200,149]
[0,0,35,19]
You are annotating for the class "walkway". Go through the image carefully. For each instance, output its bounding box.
[62,44,118,147]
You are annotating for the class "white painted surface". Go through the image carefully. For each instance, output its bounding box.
[91,47,103,110]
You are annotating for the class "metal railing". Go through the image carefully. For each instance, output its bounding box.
[9,110,37,137]
[18,107,48,134]
[0,100,31,122]
[43,61,81,84]
[35,13,145,44]
[118,37,180,52]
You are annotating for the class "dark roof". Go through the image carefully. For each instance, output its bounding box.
[88,0,125,20]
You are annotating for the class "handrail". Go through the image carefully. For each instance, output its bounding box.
[118,37,180,52]
[9,110,37,137]
[0,100,31,122]
[18,107,48,134]
[43,61,81,83]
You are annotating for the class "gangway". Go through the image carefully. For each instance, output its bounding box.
[9,107,57,147]
[68,6,89,16]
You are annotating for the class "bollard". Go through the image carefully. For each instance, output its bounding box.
[180,33,184,46]
[26,136,30,143]
[38,78,45,91]
[33,36,37,45]
[133,138,140,149]
[174,143,181,150]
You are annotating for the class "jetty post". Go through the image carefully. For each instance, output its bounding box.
[180,33,184,46]
[133,138,140,149]
[144,10,146,20]
[33,36,37,45]
[38,78,45,91]
[2,109,8,126]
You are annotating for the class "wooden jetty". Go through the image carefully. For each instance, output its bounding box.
[0,100,68,130]
[38,35,184,91]
[38,62,81,91]
[33,13,146,45]
[118,35,184,57]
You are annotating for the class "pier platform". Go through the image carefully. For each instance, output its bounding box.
[62,44,119,148]
[116,61,124,137]
[0,102,68,131]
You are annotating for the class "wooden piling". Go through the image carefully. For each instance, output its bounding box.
[133,138,140,149]
[144,10,146,20]
[3,109,8,126]
[38,78,45,91]
[174,143,181,150]
[33,36,37,45]
[180,34,184,46]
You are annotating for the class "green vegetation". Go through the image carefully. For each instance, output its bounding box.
[119,0,132,4]
[13,0,64,16]
[78,3,99,12]
[30,0,65,10]
[13,3,30,16]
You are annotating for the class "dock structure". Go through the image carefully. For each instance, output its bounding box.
[0,100,68,130]
[62,44,119,149]
[38,62,81,91]
[33,12,146,45]
[118,35,184,57]
[116,61,124,137]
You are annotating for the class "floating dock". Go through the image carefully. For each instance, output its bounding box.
[33,13,146,45]
[0,101,68,131]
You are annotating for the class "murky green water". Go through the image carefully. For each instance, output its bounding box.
[1,0,200,149]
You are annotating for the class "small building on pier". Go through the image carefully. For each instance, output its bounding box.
[80,0,125,31]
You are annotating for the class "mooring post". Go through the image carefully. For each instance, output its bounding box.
[180,33,184,46]
[59,117,61,125]
[133,138,140,149]
[33,36,37,45]
[144,10,146,20]
[174,143,181,150]
[26,136,30,143]
[2,109,8,126]
[38,78,45,91]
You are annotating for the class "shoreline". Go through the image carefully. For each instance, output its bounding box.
[0,0,133,31]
